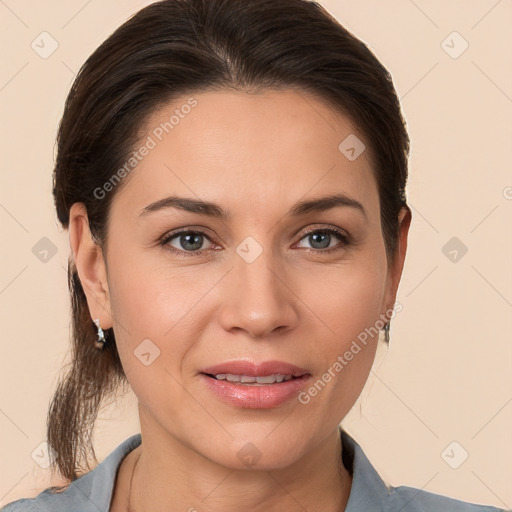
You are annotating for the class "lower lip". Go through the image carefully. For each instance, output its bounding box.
[200,374,311,409]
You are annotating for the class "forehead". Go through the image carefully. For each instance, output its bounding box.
[110,88,379,223]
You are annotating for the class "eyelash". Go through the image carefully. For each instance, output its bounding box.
[159,225,350,258]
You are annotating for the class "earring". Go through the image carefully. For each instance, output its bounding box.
[93,318,106,350]
[384,321,390,345]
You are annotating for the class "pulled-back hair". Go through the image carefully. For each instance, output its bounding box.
[47,0,410,486]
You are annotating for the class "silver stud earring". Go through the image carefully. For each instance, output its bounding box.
[384,321,390,345]
[93,318,106,350]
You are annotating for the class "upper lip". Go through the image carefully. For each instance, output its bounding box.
[200,360,310,377]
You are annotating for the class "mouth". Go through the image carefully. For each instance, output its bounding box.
[198,360,311,408]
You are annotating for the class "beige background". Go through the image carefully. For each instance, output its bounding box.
[0,0,511,509]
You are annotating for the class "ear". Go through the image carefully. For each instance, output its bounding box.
[69,202,113,329]
[380,206,412,322]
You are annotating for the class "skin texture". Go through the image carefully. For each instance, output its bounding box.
[69,88,411,511]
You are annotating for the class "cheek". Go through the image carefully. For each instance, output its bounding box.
[105,253,220,395]
[107,252,210,340]
[300,259,387,344]
[293,262,385,414]
[106,264,195,415]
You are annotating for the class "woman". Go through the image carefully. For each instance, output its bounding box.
[1,0,507,511]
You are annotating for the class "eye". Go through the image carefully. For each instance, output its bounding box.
[296,227,350,253]
[161,229,215,256]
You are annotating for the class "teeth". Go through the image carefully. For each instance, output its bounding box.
[256,375,277,384]
[214,373,295,384]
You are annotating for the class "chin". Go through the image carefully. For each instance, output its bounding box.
[215,428,313,471]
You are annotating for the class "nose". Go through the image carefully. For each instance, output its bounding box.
[219,248,299,339]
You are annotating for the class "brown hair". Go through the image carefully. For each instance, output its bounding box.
[47,0,410,487]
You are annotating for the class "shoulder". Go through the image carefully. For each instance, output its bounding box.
[1,498,35,512]
[1,434,142,512]
[340,429,509,512]
[386,484,509,512]
[1,484,100,512]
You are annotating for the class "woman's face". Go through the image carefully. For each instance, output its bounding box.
[91,88,409,468]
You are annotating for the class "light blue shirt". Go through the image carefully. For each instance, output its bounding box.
[2,429,508,511]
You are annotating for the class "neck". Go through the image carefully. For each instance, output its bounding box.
[127,451,142,512]
[123,417,352,512]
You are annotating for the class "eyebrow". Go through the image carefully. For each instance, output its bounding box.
[139,193,367,221]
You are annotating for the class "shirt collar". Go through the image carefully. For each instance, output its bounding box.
[340,427,392,511]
